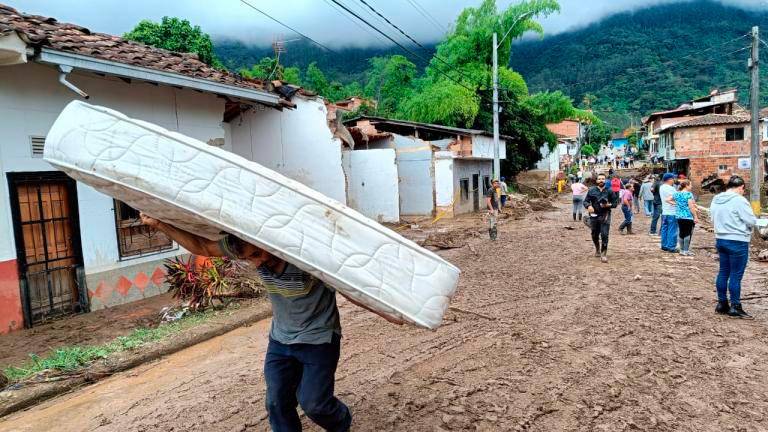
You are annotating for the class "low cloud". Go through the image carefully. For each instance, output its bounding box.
[6,0,767,48]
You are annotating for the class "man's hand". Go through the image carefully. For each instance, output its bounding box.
[587,206,595,214]
[139,212,160,228]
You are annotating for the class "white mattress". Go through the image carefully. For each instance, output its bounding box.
[44,101,460,329]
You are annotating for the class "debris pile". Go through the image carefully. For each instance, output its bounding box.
[505,193,558,213]
[422,232,468,250]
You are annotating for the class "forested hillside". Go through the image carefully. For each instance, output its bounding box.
[510,0,768,127]
[214,39,433,84]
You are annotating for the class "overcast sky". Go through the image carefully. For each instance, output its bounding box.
[6,0,768,47]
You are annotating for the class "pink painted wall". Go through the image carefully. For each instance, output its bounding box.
[0,259,23,334]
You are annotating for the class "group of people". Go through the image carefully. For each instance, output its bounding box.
[571,172,757,318]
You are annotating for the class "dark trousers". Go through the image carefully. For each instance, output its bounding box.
[264,334,351,432]
[650,203,661,234]
[590,214,611,252]
[715,239,750,305]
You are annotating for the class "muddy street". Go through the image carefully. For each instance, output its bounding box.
[4,198,768,432]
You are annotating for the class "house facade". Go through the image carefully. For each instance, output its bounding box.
[663,114,768,190]
[344,117,507,220]
[0,5,347,333]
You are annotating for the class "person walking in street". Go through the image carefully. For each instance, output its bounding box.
[668,179,699,256]
[138,213,403,432]
[584,173,619,263]
[711,176,757,318]
[639,176,654,216]
[618,184,634,234]
[499,177,509,209]
[659,173,679,252]
[486,179,501,240]
[649,175,662,235]
[571,179,589,221]
[610,175,621,194]
[631,178,641,213]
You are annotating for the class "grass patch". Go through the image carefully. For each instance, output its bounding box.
[2,309,217,384]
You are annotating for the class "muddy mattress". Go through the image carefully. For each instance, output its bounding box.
[44,101,460,329]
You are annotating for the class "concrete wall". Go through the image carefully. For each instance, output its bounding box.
[0,62,228,325]
[453,159,493,215]
[342,149,400,223]
[434,153,455,217]
[471,135,507,159]
[393,135,434,216]
[230,97,346,204]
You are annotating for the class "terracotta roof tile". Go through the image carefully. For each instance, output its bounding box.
[0,4,277,95]
[668,114,750,129]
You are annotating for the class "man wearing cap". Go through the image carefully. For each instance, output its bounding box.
[659,173,679,252]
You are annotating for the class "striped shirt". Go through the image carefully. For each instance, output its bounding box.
[219,235,340,344]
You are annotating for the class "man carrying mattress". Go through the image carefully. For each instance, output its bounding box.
[140,214,401,431]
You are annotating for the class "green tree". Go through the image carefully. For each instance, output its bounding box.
[305,62,330,98]
[124,17,221,67]
[580,144,596,156]
[283,66,301,85]
[363,55,417,117]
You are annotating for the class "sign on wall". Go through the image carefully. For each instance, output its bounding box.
[738,158,751,170]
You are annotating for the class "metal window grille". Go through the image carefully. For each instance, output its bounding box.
[113,200,174,258]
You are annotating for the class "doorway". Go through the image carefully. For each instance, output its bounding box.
[472,174,480,212]
[8,172,87,326]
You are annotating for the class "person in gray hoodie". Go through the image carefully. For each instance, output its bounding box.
[710,175,756,318]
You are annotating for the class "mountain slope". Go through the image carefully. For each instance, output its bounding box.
[214,39,433,84]
[510,0,768,127]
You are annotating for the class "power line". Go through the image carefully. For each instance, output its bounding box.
[404,0,447,34]
[329,0,479,96]
[322,0,390,47]
[240,0,339,55]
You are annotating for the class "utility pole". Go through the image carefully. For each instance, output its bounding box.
[492,12,533,181]
[492,32,500,180]
[749,26,761,215]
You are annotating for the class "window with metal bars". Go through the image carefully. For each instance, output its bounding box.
[113,200,174,258]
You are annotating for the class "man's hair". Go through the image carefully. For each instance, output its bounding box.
[727,175,745,189]
[597,174,606,179]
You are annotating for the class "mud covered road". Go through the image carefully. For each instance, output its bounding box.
[4,198,768,431]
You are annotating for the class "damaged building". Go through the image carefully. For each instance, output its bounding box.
[344,117,508,221]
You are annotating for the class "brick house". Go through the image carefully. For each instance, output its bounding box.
[663,112,768,190]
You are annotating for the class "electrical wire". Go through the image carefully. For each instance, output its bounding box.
[329,0,479,96]
[322,0,390,46]
[240,0,340,54]
[404,0,447,34]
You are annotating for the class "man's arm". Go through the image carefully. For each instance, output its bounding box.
[140,214,224,257]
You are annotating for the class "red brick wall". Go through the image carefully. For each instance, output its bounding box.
[673,124,755,186]
[0,259,24,334]
[546,120,580,138]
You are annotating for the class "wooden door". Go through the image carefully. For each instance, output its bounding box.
[8,172,86,326]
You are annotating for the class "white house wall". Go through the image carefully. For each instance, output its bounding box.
[434,153,454,210]
[471,135,507,159]
[341,149,399,222]
[230,97,346,204]
[0,62,228,311]
[393,135,435,216]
